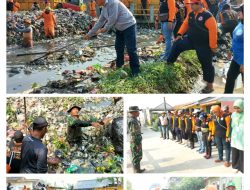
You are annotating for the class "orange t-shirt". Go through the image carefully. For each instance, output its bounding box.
[42,12,56,28]
[13,2,20,12]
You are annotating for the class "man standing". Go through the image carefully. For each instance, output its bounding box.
[159,112,169,139]
[168,111,176,140]
[84,0,140,76]
[173,110,180,142]
[20,117,49,173]
[167,0,217,93]
[12,0,20,12]
[89,0,97,18]
[193,109,204,153]
[218,3,238,37]
[210,105,231,167]
[36,7,56,39]
[185,109,195,149]
[66,105,102,146]
[128,106,145,173]
[158,0,176,61]
[203,0,219,17]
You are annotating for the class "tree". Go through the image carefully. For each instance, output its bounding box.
[169,177,205,190]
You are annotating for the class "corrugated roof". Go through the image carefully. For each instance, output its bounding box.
[74,179,112,189]
[150,102,173,111]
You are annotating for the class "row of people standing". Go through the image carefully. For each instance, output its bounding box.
[158,98,244,173]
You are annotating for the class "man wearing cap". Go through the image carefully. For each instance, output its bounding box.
[210,105,231,167]
[84,0,140,77]
[36,7,56,39]
[159,112,170,139]
[7,130,24,173]
[167,0,217,93]
[225,182,236,190]
[14,18,33,48]
[20,117,49,173]
[128,106,145,173]
[66,105,102,146]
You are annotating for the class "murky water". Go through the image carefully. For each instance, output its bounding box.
[7,36,116,93]
[7,32,158,93]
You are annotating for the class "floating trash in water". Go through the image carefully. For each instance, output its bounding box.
[6,97,124,173]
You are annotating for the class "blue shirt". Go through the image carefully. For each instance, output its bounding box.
[232,22,244,65]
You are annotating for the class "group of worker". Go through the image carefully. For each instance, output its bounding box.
[6,105,107,173]
[85,0,243,92]
[7,1,56,48]
[6,0,243,92]
[128,98,244,173]
[157,98,244,173]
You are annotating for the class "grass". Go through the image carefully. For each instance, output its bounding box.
[97,51,201,94]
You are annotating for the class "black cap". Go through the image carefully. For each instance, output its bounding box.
[30,117,48,130]
[67,105,81,113]
[13,130,24,142]
[128,106,142,112]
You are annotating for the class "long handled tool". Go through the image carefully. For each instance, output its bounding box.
[16,44,116,57]
[28,38,84,64]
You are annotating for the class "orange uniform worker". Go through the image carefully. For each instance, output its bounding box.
[121,0,130,8]
[210,105,231,167]
[14,18,33,48]
[167,0,217,93]
[174,0,191,37]
[36,7,56,38]
[13,0,21,12]
[89,0,97,18]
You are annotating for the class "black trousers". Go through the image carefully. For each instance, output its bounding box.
[224,60,244,93]
[171,127,176,140]
[187,131,194,148]
[167,36,214,83]
[232,147,244,173]
[202,133,212,157]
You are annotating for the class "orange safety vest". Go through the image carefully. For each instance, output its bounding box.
[121,0,130,7]
[89,1,96,11]
[13,2,20,12]
[42,12,56,28]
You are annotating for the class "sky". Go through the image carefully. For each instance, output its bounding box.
[24,176,98,185]
[127,175,169,190]
[125,94,213,109]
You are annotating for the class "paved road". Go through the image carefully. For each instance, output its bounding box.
[127,126,242,174]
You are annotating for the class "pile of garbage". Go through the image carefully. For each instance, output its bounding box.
[6,97,124,173]
[7,9,93,45]
[215,32,232,60]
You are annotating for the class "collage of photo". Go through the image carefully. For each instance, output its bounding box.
[5,0,245,189]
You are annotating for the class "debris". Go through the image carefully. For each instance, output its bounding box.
[6,97,124,173]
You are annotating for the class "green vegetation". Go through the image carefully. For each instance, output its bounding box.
[169,177,206,190]
[98,51,201,93]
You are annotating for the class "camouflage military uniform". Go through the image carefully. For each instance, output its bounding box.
[66,115,92,145]
[128,116,143,170]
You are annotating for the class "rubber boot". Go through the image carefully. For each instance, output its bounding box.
[136,164,145,173]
